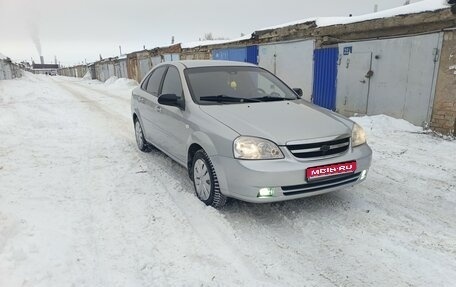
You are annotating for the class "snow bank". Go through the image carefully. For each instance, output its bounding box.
[181,35,251,49]
[0,52,7,60]
[258,0,450,31]
[104,76,118,85]
[351,114,423,135]
[82,70,92,80]
[450,65,456,75]
[104,76,139,89]
[104,77,138,89]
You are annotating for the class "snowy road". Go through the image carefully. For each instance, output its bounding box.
[1,73,455,287]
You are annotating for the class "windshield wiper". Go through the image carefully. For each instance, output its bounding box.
[252,96,290,102]
[199,95,260,103]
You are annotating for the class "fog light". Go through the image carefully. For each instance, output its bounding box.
[258,187,275,198]
[360,170,368,180]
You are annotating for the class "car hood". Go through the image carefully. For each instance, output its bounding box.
[199,100,353,145]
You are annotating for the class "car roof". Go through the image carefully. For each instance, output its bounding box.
[176,60,257,68]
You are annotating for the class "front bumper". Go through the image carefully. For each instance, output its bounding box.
[210,144,372,203]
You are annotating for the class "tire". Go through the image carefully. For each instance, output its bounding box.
[134,119,151,152]
[192,150,227,208]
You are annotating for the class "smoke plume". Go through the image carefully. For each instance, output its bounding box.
[28,23,42,57]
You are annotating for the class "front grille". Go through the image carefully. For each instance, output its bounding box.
[287,137,350,159]
[282,172,361,196]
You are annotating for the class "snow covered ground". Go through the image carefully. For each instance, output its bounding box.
[0,73,455,286]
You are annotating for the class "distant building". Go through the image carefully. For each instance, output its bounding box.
[32,63,59,75]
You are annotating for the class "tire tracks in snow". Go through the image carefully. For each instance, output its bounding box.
[50,77,274,285]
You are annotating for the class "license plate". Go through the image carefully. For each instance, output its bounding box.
[306,161,357,181]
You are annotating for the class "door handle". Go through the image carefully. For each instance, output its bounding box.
[155,106,162,112]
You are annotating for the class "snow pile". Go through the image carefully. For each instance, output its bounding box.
[450,65,456,75]
[104,76,118,85]
[181,35,251,49]
[104,77,138,89]
[0,52,7,60]
[110,78,138,89]
[82,70,92,80]
[352,114,423,135]
[258,0,450,31]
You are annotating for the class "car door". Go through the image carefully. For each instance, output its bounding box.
[156,66,190,163]
[138,66,167,146]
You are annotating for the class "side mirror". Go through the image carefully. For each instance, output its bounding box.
[293,88,303,98]
[158,93,185,110]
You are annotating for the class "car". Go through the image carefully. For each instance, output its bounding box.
[131,60,372,208]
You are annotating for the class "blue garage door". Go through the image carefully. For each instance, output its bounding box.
[212,46,258,64]
[313,47,338,110]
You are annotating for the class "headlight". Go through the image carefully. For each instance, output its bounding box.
[352,123,366,147]
[233,136,284,160]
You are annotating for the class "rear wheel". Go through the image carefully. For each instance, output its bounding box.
[192,150,227,208]
[134,119,151,152]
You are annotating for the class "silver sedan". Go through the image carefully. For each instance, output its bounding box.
[131,60,372,208]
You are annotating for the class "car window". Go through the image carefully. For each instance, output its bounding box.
[161,66,183,97]
[185,66,297,105]
[257,75,286,97]
[141,73,152,90]
[146,66,167,96]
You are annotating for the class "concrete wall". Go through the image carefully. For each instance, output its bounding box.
[0,59,22,80]
[431,30,456,135]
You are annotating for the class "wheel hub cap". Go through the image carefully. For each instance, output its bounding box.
[194,159,211,201]
[135,121,144,148]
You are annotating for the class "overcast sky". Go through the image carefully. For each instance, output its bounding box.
[0,0,419,65]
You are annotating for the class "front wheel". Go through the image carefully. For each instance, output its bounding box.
[134,119,151,152]
[192,150,227,208]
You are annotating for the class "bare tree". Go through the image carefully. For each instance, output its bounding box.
[204,33,214,40]
[201,33,229,41]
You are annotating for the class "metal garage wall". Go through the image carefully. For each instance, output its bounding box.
[337,33,443,125]
[138,57,152,81]
[212,46,258,64]
[151,56,162,66]
[127,56,139,82]
[313,47,339,110]
[89,65,96,79]
[163,53,180,62]
[119,59,128,78]
[114,63,121,77]
[101,63,109,82]
[107,63,115,78]
[259,40,314,101]
[95,63,102,81]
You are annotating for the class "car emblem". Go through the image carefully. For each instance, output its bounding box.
[320,145,331,153]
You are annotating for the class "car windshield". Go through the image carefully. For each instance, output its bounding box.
[185,66,298,105]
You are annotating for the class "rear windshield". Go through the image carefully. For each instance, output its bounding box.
[184,66,298,105]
